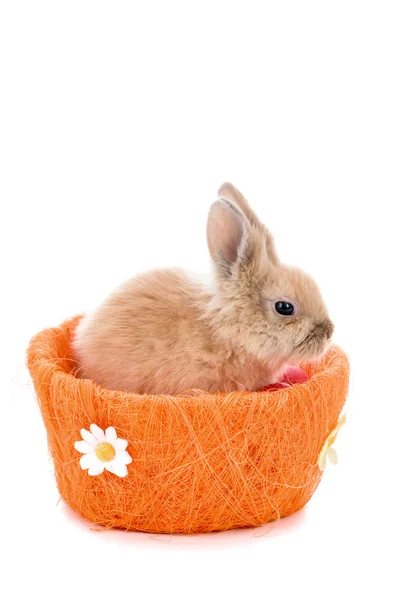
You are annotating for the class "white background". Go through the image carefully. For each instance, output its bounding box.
[1,1,399,599]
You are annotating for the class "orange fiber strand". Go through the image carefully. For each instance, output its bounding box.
[27,316,349,534]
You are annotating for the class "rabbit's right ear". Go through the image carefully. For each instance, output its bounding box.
[207,199,247,275]
[218,182,280,265]
[218,182,261,230]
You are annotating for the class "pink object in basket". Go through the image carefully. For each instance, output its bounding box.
[260,366,309,392]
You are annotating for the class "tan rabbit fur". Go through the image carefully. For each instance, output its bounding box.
[73,183,334,394]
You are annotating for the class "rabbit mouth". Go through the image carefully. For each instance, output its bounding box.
[294,321,334,358]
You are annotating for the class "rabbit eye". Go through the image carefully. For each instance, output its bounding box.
[275,301,295,316]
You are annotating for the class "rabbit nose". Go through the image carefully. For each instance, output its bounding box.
[314,320,334,340]
[323,320,334,339]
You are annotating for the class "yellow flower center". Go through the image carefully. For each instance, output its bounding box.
[95,442,116,462]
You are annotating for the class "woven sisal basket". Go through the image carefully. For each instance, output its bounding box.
[27,316,349,534]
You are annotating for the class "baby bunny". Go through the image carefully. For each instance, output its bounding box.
[73,183,334,394]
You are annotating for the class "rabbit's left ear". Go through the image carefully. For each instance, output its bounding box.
[218,182,279,265]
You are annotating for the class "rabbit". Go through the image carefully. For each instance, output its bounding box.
[72,182,334,395]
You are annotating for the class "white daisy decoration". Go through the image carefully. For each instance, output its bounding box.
[74,424,132,477]
[318,414,347,471]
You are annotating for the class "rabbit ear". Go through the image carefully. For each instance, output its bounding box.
[218,182,280,265]
[218,182,261,229]
[207,199,248,274]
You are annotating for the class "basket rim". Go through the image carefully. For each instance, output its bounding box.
[27,315,350,403]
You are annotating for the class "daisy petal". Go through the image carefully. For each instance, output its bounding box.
[80,428,97,446]
[114,438,128,451]
[327,446,338,465]
[74,441,93,454]
[105,427,117,443]
[88,462,105,476]
[80,453,97,470]
[105,462,128,477]
[329,430,339,445]
[90,424,105,442]
[318,454,327,470]
[318,447,328,471]
[116,450,132,465]
[330,414,347,444]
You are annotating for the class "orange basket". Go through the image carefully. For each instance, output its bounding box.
[27,316,349,534]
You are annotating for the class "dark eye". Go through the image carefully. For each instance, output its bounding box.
[275,301,295,316]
